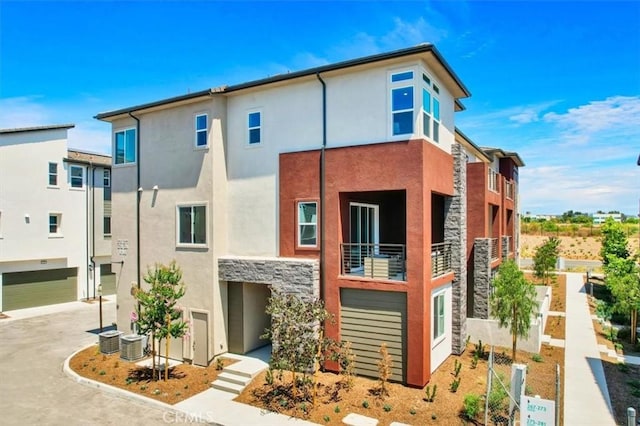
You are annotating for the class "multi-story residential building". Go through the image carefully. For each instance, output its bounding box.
[0,124,114,312]
[96,44,523,387]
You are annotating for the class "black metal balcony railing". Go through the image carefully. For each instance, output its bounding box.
[341,243,406,281]
[431,242,452,278]
[490,238,499,260]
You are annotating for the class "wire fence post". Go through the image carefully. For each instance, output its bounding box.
[485,347,493,425]
[556,363,561,426]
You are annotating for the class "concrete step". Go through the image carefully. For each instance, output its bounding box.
[223,359,268,378]
[216,371,252,386]
[211,379,245,395]
[342,413,379,426]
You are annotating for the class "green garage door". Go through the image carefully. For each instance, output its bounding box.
[340,288,407,383]
[2,268,77,311]
[100,264,117,295]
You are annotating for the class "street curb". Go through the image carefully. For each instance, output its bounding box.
[63,345,194,421]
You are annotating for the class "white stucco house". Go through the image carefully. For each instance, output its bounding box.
[0,124,114,312]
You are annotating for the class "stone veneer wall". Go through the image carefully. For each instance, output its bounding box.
[502,235,511,259]
[445,143,468,354]
[473,238,492,319]
[218,256,320,300]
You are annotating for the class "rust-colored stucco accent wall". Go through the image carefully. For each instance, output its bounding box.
[279,140,454,387]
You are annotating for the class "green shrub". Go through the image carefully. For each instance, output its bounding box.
[334,406,341,413]
[449,377,461,393]
[362,400,369,409]
[463,393,482,420]
[424,384,437,402]
[323,415,330,423]
[383,404,392,412]
[531,353,543,363]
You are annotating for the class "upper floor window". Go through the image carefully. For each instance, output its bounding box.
[177,204,207,246]
[70,165,84,188]
[195,114,208,147]
[103,169,111,201]
[49,213,62,236]
[48,162,58,186]
[390,71,414,136]
[422,88,431,138]
[297,201,318,248]
[114,128,136,165]
[248,111,262,145]
[433,98,440,143]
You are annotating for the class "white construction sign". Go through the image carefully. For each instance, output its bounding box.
[520,395,555,426]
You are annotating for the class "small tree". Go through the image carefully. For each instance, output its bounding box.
[134,262,188,381]
[600,217,630,267]
[533,237,560,285]
[377,343,393,397]
[606,257,640,343]
[489,260,539,362]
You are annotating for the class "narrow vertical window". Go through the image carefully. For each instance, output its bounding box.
[433,292,445,339]
[390,71,414,136]
[248,111,261,145]
[49,214,61,235]
[114,128,136,165]
[195,114,208,147]
[103,169,111,201]
[297,201,318,247]
[48,162,58,186]
[433,98,440,143]
[103,217,111,236]
[70,165,84,188]
[422,88,431,138]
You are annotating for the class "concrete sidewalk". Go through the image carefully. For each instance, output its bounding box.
[564,272,616,425]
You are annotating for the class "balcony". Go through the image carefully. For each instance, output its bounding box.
[431,242,452,278]
[488,169,499,193]
[490,238,499,260]
[505,180,514,200]
[341,243,406,281]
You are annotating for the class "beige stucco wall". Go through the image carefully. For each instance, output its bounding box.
[110,97,229,360]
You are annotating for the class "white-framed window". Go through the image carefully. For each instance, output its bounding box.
[49,213,62,236]
[390,70,414,136]
[70,165,84,188]
[176,204,207,246]
[422,73,440,143]
[297,201,318,247]
[433,292,445,340]
[422,87,431,138]
[103,169,111,201]
[433,97,440,143]
[114,128,136,165]
[104,216,111,237]
[248,111,262,145]
[48,162,58,186]
[195,113,208,147]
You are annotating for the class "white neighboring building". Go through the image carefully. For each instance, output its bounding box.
[592,213,622,224]
[0,124,113,312]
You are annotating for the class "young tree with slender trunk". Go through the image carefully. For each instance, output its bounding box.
[490,260,539,362]
[606,256,640,343]
[533,236,560,285]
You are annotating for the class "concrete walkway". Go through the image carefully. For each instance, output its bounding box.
[564,272,616,425]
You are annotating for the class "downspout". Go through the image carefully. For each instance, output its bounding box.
[129,112,141,293]
[85,164,90,300]
[90,164,96,297]
[316,73,326,300]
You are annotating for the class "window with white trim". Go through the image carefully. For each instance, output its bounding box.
[49,213,62,236]
[433,292,445,340]
[177,204,207,245]
[195,113,208,147]
[390,71,414,136]
[104,217,111,237]
[114,128,136,165]
[70,165,84,188]
[433,97,440,143]
[48,162,58,186]
[297,201,317,247]
[248,111,261,145]
[103,169,111,201]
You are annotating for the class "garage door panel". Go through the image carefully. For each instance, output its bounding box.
[3,268,77,311]
[340,288,406,383]
[100,264,117,295]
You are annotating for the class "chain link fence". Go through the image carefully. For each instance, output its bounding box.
[484,346,561,425]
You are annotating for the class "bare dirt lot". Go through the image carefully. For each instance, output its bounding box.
[520,234,639,261]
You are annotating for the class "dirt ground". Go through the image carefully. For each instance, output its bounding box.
[520,234,639,261]
[68,345,235,405]
[235,343,564,426]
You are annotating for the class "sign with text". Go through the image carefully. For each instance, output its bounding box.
[520,395,555,426]
[116,239,129,257]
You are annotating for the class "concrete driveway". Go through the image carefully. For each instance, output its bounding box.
[0,299,185,425]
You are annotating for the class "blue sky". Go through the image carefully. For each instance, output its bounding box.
[1,0,639,215]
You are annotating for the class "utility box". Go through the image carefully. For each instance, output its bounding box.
[99,330,123,354]
[120,334,144,361]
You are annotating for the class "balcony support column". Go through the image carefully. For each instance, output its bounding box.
[445,143,468,354]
